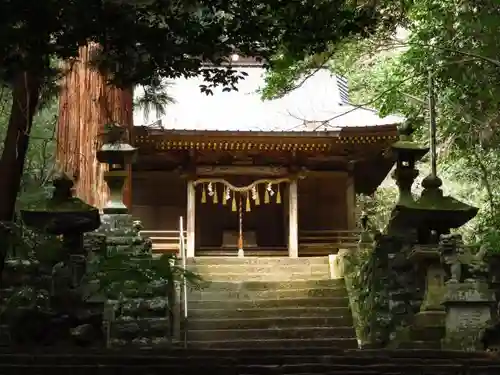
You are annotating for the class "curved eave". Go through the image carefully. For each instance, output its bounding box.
[132,123,399,151]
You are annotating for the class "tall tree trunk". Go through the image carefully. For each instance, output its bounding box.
[57,44,133,210]
[0,72,41,285]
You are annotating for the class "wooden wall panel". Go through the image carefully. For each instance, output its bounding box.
[298,173,348,230]
[131,172,187,231]
[196,192,285,248]
[130,205,156,229]
[57,44,133,209]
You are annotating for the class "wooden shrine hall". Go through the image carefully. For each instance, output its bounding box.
[130,66,403,257]
[131,126,399,257]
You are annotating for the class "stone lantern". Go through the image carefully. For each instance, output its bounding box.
[96,123,137,214]
[390,121,429,206]
[408,74,479,349]
[385,121,429,236]
[21,172,101,295]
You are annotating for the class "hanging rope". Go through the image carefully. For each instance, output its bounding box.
[193,177,291,192]
[238,196,243,251]
[231,190,237,212]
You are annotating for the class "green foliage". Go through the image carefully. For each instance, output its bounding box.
[262,0,500,249]
[1,221,63,263]
[343,246,387,345]
[0,0,412,232]
[0,224,63,320]
[85,251,201,313]
[357,188,398,231]
[134,79,176,123]
[0,0,400,91]
[0,87,57,208]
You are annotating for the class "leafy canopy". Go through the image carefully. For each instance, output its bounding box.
[260,0,500,248]
[0,0,401,90]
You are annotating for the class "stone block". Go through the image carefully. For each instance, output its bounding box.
[442,281,495,351]
[111,318,170,340]
[99,214,135,230]
[83,233,107,254]
[445,281,495,303]
[119,297,169,319]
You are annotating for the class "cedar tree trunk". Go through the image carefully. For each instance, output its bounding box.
[57,44,133,210]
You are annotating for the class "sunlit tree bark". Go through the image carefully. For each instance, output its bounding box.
[57,44,133,209]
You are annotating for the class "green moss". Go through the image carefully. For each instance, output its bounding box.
[392,140,428,151]
[418,194,476,211]
[24,198,97,212]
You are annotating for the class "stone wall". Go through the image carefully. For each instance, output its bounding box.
[344,234,424,347]
[0,258,104,347]
[86,213,175,348]
[0,214,178,349]
[488,254,500,320]
[346,231,500,350]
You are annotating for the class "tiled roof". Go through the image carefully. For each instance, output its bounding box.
[133,67,404,132]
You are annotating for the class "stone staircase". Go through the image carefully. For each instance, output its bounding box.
[185,257,357,349]
[2,349,500,375]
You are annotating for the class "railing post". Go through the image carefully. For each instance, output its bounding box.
[178,216,188,347]
[186,180,196,258]
[173,281,181,343]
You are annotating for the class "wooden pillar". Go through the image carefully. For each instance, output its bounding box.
[346,174,356,229]
[288,179,299,258]
[186,180,196,258]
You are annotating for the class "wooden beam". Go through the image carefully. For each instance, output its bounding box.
[196,165,288,176]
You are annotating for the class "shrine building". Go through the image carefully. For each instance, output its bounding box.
[130,61,403,257]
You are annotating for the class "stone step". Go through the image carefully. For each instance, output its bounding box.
[187,326,356,341]
[197,279,346,291]
[0,366,374,375]
[187,316,353,330]
[188,306,351,319]
[1,349,499,362]
[187,337,359,349]
[232,363,457,374]
[188,297,349,310]
[399,340,442,350]
[0,364,496,375]
[197,273,331,281]
[188,287,347,301]
[187,257,330,266]
[188,264,330,275]
[410,325,445,342]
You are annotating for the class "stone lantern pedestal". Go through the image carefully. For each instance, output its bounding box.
[103,170,129,214]
[442,281,495,351]
[408,245,446,343]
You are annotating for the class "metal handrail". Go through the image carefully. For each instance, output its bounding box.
[141,230,188,235]
[178,216,188,348]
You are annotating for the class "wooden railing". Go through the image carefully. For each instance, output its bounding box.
[141,229,362,256]
[140,230,187,255]
[299,229,362,255]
